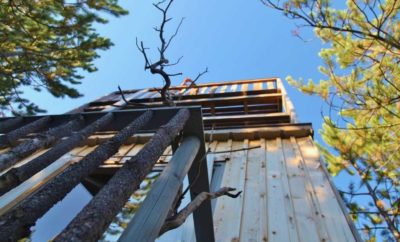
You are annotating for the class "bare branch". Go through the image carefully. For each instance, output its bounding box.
[192,67,209,84]
[159,187,241,235]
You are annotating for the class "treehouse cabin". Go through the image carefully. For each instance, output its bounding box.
[0,78,361,242]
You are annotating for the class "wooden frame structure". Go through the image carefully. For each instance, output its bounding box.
[0,77,361,242]
[0,107,216,242]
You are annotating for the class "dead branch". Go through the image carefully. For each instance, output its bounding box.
[159,187,241,235]
[136,0,184,105]
[192,67,209,85]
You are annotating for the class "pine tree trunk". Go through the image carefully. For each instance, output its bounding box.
[55,108,190,242]
[0,110,153,242]
[0,113,114,196]
[0,116,51,148]
[0,116,23,133]
[0,116,84,172]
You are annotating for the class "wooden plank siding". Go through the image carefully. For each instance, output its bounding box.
[155,136,357,242]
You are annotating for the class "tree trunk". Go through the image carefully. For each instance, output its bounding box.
[0,116,23,133]
[0,113,114,196]
[54,108,189,242]
[0,110,153,242]
[0,116,51,148]
[0,116,84,172]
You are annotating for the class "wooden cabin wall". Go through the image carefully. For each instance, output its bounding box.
[157,136,357,242]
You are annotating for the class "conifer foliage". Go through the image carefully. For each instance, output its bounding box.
[0,0,127,115]
[263,0,400,241]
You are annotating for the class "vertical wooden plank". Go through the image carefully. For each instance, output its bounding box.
[266,81,274,90]
[219,85,228,94]
[240,140,262,242]
[254,82,263,91]
[200,86,208,94]
[296,137,358,242]
[266,138,299,242]
[259,139,268,242]
[241,83,248,93]
[290,137,330,242]
[213,139,247,242]
[282,138,320,242]
[208,86,218,94]
[188,87,197,96]
[230,84,238,92]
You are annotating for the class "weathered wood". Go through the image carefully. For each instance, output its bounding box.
[0,117,84,172]
[282,138,320,242]
[0,113,114,196]
[277,78,298,123]
[118,135,200,242]
[0,146,90,216]
[240,140,263,242]
[54,109,189,242]
[289,137,330,241]
[266,138,299,242]
[0,110,153,242]
[297,137,360,242]
[0,116,51,148]
[0,117,23,133]
[258,139,268,242]
[214,140,247,241]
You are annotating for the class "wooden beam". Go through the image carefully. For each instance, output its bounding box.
[118,136,201,242]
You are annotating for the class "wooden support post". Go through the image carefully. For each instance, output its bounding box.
[188,142,215,242]
[118,136,201,242]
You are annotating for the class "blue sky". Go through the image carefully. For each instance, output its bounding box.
[27,0,326,137]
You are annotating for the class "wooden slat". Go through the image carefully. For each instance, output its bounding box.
[0,148,49,176]
[0,146,90,216]
[199,87,208,94]
[258,138,268,242]
[282,138,320,242]
[218,85,228,94]
[208,86,218,94]
[164,78,277,90]
[266,138,299,242]
[296,137,358,242]
[230,84,238,92]
[254,82,263,91]
[240,139,263,241]
[290,137,330,241]
[241,83,248,92]
[267,81,275,90]
[214,140,247,242]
